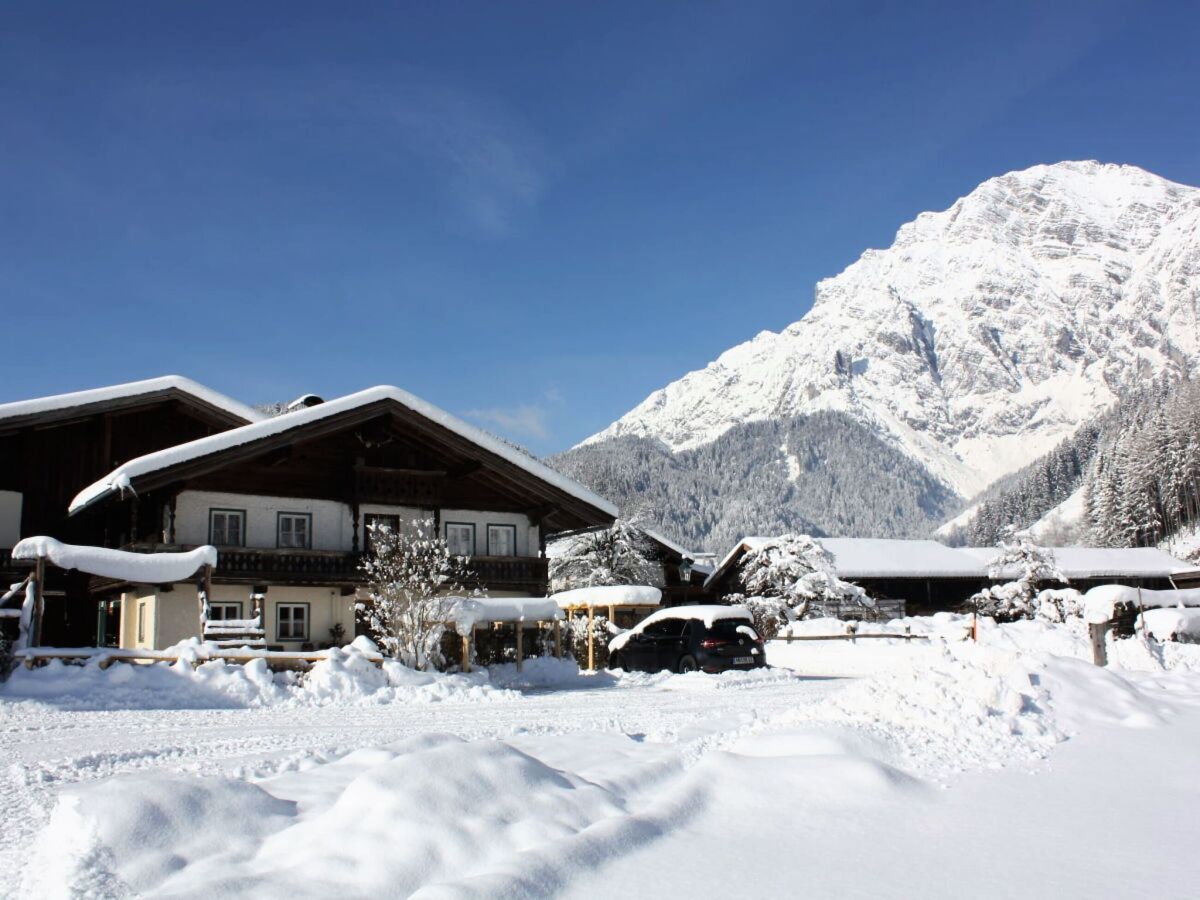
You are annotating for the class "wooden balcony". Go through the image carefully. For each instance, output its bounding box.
[102,544,548,594]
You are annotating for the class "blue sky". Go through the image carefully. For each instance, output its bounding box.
[3,0,1199,455]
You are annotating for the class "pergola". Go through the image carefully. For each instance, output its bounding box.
[446,596,565,673]
[550,585,663,670]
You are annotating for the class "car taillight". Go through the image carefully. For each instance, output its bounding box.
[700,638,730,649]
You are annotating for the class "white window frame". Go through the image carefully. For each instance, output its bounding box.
[209,508,246,547]
[277,512,312,549]
[486,523,517,557]
[207,602,243,621]
[445,522,475,557]
[276,603,310,641]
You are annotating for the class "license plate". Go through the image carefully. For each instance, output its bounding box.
[732,656,754,665]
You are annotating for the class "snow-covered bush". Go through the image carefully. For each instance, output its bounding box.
[733,534,873,629]
[563,611,611,665]
[969,527,1069,622]
[548,521,663,593]
[357,518,481,670]
[1034,588,1085,624]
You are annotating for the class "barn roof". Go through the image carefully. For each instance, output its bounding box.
[0,375,261,431]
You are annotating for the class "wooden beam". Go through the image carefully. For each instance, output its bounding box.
[587,606,595,671]
[31,556,45,648]
[553,619,562,659]
[515,623,524,673]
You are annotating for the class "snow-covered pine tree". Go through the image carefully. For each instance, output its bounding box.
[969,527,1068,621]
[732,534,874,634]
[547,521,664,592]
[357,517,480,669]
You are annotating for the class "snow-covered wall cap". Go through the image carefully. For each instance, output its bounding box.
[551,584,663,608]
[1081,584,1200,624]
[69,385,618,518]
[957,546,1194,578]
[0,375,262,426]
[12,537,216,583]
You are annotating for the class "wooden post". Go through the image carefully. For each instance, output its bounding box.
[516,622,524,673]
[31,556,45,648]
[553,619,562,659]
[587,605,595,671]
[1089,622,1109,667]
[461,632,471,673]
[198,564,213,638]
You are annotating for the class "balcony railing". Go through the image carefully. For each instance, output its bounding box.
[116,544,548,592]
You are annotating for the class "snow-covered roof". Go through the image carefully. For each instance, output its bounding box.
[12,536,216,583]
[551,585,663,609]
[820,538,984,578]
[626,604,751,631]
[706,536,1195,589]
[704,536,982,588]
[69,385,618,519]
[445,596,564,632]
[957,546,1194,579]
[0,375,262,427]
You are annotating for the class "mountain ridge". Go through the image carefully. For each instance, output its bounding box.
[579,161,1200,502]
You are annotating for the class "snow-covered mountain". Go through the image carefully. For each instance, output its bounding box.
[581,161,1200,500]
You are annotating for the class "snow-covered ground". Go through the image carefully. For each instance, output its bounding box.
[3,618,1199,898]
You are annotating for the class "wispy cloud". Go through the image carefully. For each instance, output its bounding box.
[465,403,551,440]
[389,84,551,236]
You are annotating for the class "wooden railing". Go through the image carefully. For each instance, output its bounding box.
[111,544,548,592]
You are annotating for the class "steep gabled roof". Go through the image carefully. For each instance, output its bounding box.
[0,376,262,431]
[69,385,617,528]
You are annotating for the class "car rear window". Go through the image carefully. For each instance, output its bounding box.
[704,619,755,638]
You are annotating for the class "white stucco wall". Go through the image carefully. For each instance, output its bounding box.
[172,490,536,556]
[440,508,535,557]
[0,490,22,548]
[120,582,356,651]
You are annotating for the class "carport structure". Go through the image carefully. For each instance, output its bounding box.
[550,585,662,670]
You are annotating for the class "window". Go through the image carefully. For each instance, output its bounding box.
[207,602,242,621]
[277,512,312,549]
[209,509,246,546]
[363,513,400,553]
[445,522,475,557]
[137,601,147,643]
[487,524,517,557]
[276,603,309,641]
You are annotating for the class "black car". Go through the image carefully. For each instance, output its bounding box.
[608,610,766,674]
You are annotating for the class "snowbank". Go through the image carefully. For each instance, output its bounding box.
[551,584,662,608]
[11,537,216,583]
[1139,608,1200,642]
[0,642,519,710]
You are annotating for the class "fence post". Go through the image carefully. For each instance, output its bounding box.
[31,556,45,648]
[515,623,524,673]
[1089,622,1109,667]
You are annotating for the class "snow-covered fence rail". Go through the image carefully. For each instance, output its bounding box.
[770,622,929,644]
[14,644,385,671]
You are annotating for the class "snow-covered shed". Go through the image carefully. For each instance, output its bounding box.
[705,537,989,616]
[66,385,617,653]
[0,376,260,646]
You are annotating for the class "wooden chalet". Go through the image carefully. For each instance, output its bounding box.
[68,386,617,652]
[0,377,260,644]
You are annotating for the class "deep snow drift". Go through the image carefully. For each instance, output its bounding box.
[6,617,1200,898]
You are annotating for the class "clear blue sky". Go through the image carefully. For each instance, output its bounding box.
[3,0,1198,455]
